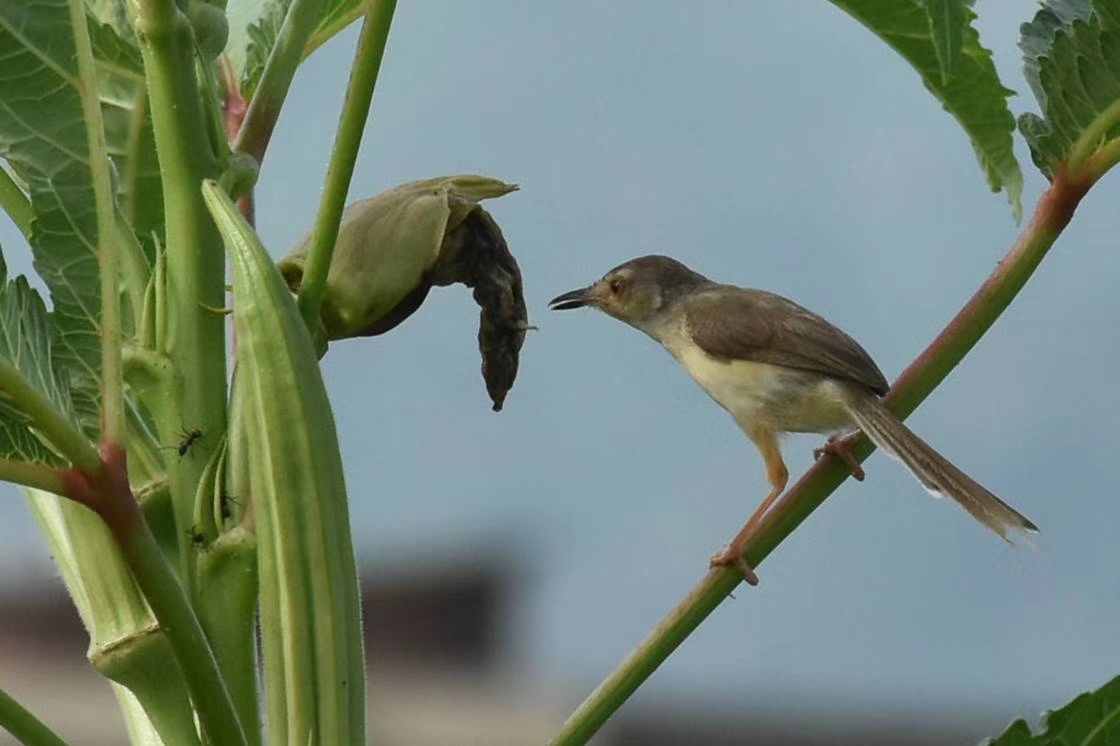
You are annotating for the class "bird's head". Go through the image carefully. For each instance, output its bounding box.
[549,255,710,330]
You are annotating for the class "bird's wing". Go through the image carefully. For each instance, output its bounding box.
[684,287,890,395]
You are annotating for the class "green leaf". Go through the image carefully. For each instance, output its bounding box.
[241,0,288,98]
[309,0,364,55]
[1018,0,1120,178]
[227,0,363,96]
[86,0,136,45]
[830,0,1024,219]
[0,2,159,427]
[0,0,102,428]
[0,255,80,465]
[921,0,971,83]
[987,673,1120,744]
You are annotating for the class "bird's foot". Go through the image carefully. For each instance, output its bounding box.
[709,546,760,586]
[813,435,865,481]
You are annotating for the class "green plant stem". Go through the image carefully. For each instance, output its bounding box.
[68,448,247,746]
[549,166,1099,746]
[234,0,324,164]
[1067,97,1120,176]
[0,167,32,240]
[122,89,150,227]
[0,358,100,474]
[0,686,70,746]
[117,209,153,338]
[69,0,125,445]
[1087,137,1120,183]
[0,459,65,494]
[134,0,227,545]
[296,0,397,332]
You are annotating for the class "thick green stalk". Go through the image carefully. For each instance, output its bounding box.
[0,167,32,239]
[234,0,325,164]
[0,687,70,746]
[133,0,228,549]
[549,167,1099,746]
[25,488,198,746]
[65,447,247,746]
[68,0,124,444]
[296,0,397,331]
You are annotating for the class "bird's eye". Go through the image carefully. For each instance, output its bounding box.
[608,278,625,295]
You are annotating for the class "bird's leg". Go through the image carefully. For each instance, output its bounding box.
[813,434,865,481]
[710,430,788,586]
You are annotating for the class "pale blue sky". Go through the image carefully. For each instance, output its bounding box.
[3,0,1119,731]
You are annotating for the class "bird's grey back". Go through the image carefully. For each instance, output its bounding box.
[683,285,890,395]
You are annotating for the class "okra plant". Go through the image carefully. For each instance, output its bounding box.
[0,0,1117,745]
[0,0,528,743]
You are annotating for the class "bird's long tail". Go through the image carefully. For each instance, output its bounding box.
[842,387,1037,542]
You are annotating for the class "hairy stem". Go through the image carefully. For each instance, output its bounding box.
[296,0,397,331]
[64,446,246,746]
[549,165,1100,745]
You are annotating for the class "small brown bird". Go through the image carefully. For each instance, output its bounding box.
[550,255,1036,584]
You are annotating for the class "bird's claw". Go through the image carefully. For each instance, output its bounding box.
[710,548,760,586]
[814,435,865,481]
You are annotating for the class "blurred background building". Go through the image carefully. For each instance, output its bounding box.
[1,553,1011,745]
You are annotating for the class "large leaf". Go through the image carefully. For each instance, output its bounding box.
[987,673,1120,744]
[1018,0,1120,178]
[226,0,362,97]
[0,1,159,424]
[830,0,1024,219]
[921,0,972,83]
[0,0,102,396]
[0,255,80,465]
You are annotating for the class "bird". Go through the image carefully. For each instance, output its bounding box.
[549,255,1037,585]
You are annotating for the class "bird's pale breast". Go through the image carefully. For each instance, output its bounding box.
[659,321,856,436]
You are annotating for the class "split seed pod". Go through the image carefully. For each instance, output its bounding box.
[278,175,529,411]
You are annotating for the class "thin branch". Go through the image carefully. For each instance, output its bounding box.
[549,164,1100,746]
[1067,98,1120,177]
[0,358,99,474]
[296,0,397,332]
[233,0,325,165]
[0,459,66,494]
[1086,137,1120,183]
[0,687,71,746]
[69,0,126,445]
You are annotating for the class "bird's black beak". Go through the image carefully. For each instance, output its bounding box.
[549,287,592,311]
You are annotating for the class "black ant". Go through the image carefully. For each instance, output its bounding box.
[186,525,209,551]
[166,427,204,458]
[219,493,240,521]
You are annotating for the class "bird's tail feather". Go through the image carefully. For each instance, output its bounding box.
[842,388,1037,542]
